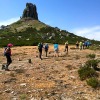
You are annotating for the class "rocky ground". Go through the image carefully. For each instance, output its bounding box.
[0,45,100,100]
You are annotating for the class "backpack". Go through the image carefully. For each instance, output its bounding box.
[4,47,7,56]
[45,44,48,50]
[38,43,42,49]
[65,42,68,46]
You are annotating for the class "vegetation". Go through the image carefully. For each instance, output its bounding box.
[89,45,100,50]
[86,77,100,88]
[20,94,27,100]
[86,54,96,59]
[86,59,100,71]
[78,65,98,80]
[78,53,100,88]
[0,19,100,47]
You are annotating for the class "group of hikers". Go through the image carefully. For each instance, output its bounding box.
[37,41,69,60]
[1,40,91,71]
[76,40,91,50]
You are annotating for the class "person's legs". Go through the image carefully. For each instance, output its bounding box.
[1,64,5,70]
[65,46,66,51]
[67,46,68,54]
[80,46,82,50]
[46,51,47,57]
[54,50,57,57]
[39,49,42,59]
[5,55,12,70]
[45,49,48,57]
[56,49,59,57]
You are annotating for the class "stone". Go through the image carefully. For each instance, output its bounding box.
[20,83,27,87]
[22,3,38,20]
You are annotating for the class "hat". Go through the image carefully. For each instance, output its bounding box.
[7,43,13,47]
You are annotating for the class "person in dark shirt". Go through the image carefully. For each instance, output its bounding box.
[44,43,49,57]
[38,42,43,60]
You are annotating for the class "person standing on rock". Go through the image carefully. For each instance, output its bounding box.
[2,43,13,71]
[38,42,43,60]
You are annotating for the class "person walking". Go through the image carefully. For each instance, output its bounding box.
[54,43,59,57]
[65,41,68,54]
[76,41,79,49]
[2,43,13,71]
[79,41,83,50]
[44,43,49,57]
[38,42,43,60]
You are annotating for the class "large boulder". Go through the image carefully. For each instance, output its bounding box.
[22,3,38,20]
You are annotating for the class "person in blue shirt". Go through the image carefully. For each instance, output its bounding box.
[54,43,59,57]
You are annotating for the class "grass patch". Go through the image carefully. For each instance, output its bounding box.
[20,94,27,100]
[78,65,98,80]
[86,77,100,88]
[86,54,96,59]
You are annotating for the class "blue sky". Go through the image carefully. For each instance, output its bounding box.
[0,0,100,41]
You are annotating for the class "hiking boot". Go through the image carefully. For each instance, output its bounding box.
[40,58,42,60]
[2,65,5,70]
[4,65,10,71]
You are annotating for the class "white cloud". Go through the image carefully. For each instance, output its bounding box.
[0,17,19,26]
[71,26,100,41]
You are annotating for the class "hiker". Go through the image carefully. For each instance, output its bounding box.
[2,43,13,71]
[87,40,91,48]
[38,42,43,60]
[76,41,79,49]
[64,41,68,53]
[82,41,85,49]
[54,43,59,57]
[79,41,83,50]
[44,43,49,57]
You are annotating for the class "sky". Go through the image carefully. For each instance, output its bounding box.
[0,0,100,41]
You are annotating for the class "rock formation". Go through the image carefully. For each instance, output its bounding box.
[22,3,38,20]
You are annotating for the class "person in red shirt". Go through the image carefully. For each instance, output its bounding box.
[2,43,13,71]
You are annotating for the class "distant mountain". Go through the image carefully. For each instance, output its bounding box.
[0,3,100,47]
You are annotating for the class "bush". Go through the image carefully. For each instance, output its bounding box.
[15,21,22,25]
[86,54,96,59]
[20,94,27,100]
[78,65,98,80]
[89,45,100,50]
[86,77,100,88]
[86,59,100,71]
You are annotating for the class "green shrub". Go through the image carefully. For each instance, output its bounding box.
[86,59,100,71]
[20,94,27,100]
[89,45,100,50]
[15,21,22,25]
[86,77,100,88]
[86,54,96,59]
[78,65,98,80]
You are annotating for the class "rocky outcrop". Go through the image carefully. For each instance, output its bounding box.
[22,3,38,20]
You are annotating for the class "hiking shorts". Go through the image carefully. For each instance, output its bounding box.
[54,48,58,53]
